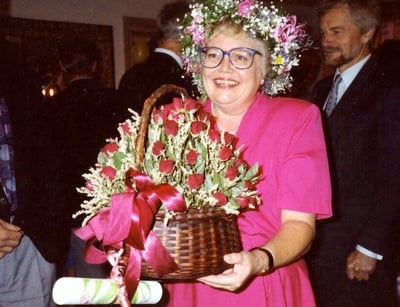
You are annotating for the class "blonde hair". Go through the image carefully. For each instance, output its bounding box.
[209,20,271,78]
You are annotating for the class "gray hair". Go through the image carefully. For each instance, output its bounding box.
[318,0,381,35]
[157,1,189,41]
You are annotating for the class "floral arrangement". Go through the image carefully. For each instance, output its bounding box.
[180,0,312,96]
[74,96,261,226]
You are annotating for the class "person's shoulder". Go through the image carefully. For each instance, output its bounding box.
[266,96,321,120]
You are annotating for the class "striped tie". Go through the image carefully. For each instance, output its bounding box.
[324,74,342,116]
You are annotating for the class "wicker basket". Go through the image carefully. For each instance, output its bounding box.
[135,84,243,280]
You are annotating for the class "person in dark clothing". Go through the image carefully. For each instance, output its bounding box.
[307,1,400,306]
[118,1,199,116]
[0,54,67,306]
[53,37,120,279]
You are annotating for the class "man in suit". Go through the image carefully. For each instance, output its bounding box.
[307,1,400,306]
[54,37,120,279]
[118,1,198,116]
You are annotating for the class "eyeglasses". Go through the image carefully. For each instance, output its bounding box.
[198,47,262,69]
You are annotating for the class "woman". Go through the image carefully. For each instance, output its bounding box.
[164,1,332,306]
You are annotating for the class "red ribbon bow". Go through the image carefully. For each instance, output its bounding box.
[74,169,186,304]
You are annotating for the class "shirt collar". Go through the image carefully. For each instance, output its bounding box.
[336,54,371,88]
[154,48,183,68]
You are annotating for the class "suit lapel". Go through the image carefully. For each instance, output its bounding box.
[326,56,382,138]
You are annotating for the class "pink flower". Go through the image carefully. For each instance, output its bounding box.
[100,166,116,180]
[185,149,199,165]
[101,142,119,155]
[238,0,254,18]
[187,173,204,190]
[152,141,165,156]
[190,121,207,135]
[85,180,94,191]
[119,122,131,134]
[213,192,228,206]
[164,119,179,136]
[159,159,174,174]
[225,166,238,181]
[218,147,233,161]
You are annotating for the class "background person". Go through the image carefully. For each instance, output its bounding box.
[0,40,67,307]
[164,1,332,306]
[52,36,120,279]
[307,1,400,306]
[118,1,199,116]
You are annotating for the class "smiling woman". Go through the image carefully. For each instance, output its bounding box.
[162,1,332,306]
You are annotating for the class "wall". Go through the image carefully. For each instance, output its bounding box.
[8,0,317,87]
[9,0,171,87]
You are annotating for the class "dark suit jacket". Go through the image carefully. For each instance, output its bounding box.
[307,54,400,307]
[118,51,198,117]
[52,78,121,228]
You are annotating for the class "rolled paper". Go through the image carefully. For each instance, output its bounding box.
[52,277,162,305]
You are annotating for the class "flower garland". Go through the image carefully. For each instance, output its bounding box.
[74,97,261,225]
[180,0,312,96]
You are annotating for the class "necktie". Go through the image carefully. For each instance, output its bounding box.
[324,74,342,116]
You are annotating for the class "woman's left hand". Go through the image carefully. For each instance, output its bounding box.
[198,251,258,291]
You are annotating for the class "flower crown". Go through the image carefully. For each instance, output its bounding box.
[180,0,312,96]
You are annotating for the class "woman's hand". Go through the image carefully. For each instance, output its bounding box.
[199,209,316,292]
[0,219,23,259]
[198,251,261,291]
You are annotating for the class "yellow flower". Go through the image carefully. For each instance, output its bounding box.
[273,56,285,65]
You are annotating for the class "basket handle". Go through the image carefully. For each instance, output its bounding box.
[134,84,189,167]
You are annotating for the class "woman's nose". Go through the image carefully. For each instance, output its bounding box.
[219,54,233,71]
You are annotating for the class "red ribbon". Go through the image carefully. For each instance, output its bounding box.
[74,169,186,303]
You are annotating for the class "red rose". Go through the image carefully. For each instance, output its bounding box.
[218,147,233,161]
[171,97,184,110]
[222,132,235,145]
[208,130,221,143]
[119,122,131,134]
[236,196,250,208]
[152,141,165,156]
[101,142,119,155]
[244,180,256,190]
[186,98,199,111]
[159,159,174,174]
[185,149,199,165]
[213,192,228,206]
[190,121,207,135]
[153,108,167,123]
[164,119,179,136]
[100,166,116,180]
[225,165,238,180]
[187,173,204,190]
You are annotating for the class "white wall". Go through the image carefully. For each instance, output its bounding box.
[9,0,172,87]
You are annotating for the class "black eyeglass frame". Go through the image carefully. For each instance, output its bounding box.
[198,46,263,70]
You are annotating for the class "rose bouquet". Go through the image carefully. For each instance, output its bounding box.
[74,91,261,226]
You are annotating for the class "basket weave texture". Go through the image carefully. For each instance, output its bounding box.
[141,207,242,280]
[136,84,243,280]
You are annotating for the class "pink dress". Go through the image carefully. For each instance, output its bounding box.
[164,93,332,306]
